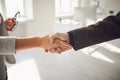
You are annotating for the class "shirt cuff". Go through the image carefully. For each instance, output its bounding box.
[67,32,75,49]
[0,36,16,55]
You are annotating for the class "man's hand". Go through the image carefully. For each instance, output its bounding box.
[45,33,72,53]
[41,35,72,54]
[50,32,70,44]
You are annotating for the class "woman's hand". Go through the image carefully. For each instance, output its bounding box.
[41,35,72,54]
[47,33,72,53]
[4,18,16,31]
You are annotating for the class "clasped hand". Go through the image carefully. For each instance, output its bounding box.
[41,33,72,54]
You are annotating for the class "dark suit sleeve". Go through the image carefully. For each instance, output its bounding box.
[68,12,120,50]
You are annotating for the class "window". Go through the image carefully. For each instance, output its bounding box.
[55,0,79,17]
[5,0,24,17]
[1,0,33,22]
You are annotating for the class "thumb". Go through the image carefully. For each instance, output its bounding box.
[50,33,69,44]
[49,33,60,44]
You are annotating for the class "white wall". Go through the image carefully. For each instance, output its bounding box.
[78,0,90,7]
[25,0,55,36]
[8,23,27,37]
[8,0,55,37]
[99,0,120,15]
[10,0,120,36]
[78,0,120,16]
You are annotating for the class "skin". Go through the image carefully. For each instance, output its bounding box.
[49,33,71,53]
[15,35,72,52]
[4,19,72,52]
[4,18,16,31]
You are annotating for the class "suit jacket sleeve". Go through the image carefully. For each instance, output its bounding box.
[68,12,120,50]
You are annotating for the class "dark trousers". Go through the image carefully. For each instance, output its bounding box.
[5,66,8,80]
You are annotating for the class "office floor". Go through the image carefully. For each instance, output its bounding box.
[6,22,120,80]
[6,43,120,80]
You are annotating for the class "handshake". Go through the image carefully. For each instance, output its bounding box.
[15,32,72,54]
[40,33,72,54]
[4,17,72,54]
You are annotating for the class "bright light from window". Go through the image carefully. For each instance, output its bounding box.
[61,0,71,13]
[91,51,114,63]
[0,2,2,13]
[5,0,24,17]
[7,59,41,80]
[100,42,120,53]
[81,47,114,63]
[55,0,61,14]
[55,0,78,16]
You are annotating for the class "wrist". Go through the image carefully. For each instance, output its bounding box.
[16,37,41,50]
[34,37,41,47]
[67,32,74,46]
[66,33,70,43]
[40,35,50,49]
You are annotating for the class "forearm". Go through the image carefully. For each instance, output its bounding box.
[15,35,50,51]
[15,37,41,51]
[68,13,120,50]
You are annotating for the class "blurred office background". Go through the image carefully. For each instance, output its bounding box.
[0,0,120,80]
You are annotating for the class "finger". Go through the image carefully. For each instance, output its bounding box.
[50,33,58,39]
[49,47,66,54]
[49,34,55,44]
[49,48,56,53]
[53,40,72,52]
[44,49,48,52]
[49,47,62,54]
[61,48,68,52]
[58,40,72,50]
[50,33,61,44]
[56,47,63,54]
[60,41,72,49]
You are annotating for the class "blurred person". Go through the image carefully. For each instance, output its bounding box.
[0,13,71,80]
[49,11,120,53]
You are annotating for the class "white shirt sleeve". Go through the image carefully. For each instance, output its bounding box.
[0,36,16,55]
